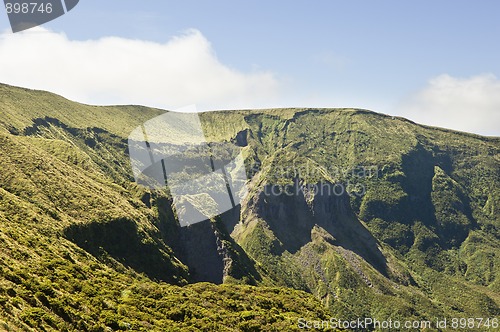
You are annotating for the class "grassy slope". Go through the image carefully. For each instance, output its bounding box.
[0,84,331,331]
[0,83,163,138]
[1,83,499,330]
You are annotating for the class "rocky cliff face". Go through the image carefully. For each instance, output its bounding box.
[251,179,387,274]
[176,220,227,283]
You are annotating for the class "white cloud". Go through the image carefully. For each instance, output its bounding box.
[0,28,279,110]
[398,74,500,136]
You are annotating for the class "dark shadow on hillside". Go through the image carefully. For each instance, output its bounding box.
[174,219,225,283]
[400,143,437,227]
[400,142,476,249]
[175,214,261,284]
[64,217,188,284]
[153,195,261,284]
[257,180,388,276]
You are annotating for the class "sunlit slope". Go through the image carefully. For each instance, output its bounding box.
[0,83,164,138]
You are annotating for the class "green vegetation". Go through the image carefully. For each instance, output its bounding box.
[0,82,499,330]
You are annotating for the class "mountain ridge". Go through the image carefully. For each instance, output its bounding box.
[3,82,498,140]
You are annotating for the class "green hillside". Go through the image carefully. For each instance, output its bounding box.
[0,82,498,331]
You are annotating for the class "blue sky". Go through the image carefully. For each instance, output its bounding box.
[1,1,499,135]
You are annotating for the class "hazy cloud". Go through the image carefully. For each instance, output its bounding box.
[0,28,279,110]
[399,74,500,136]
